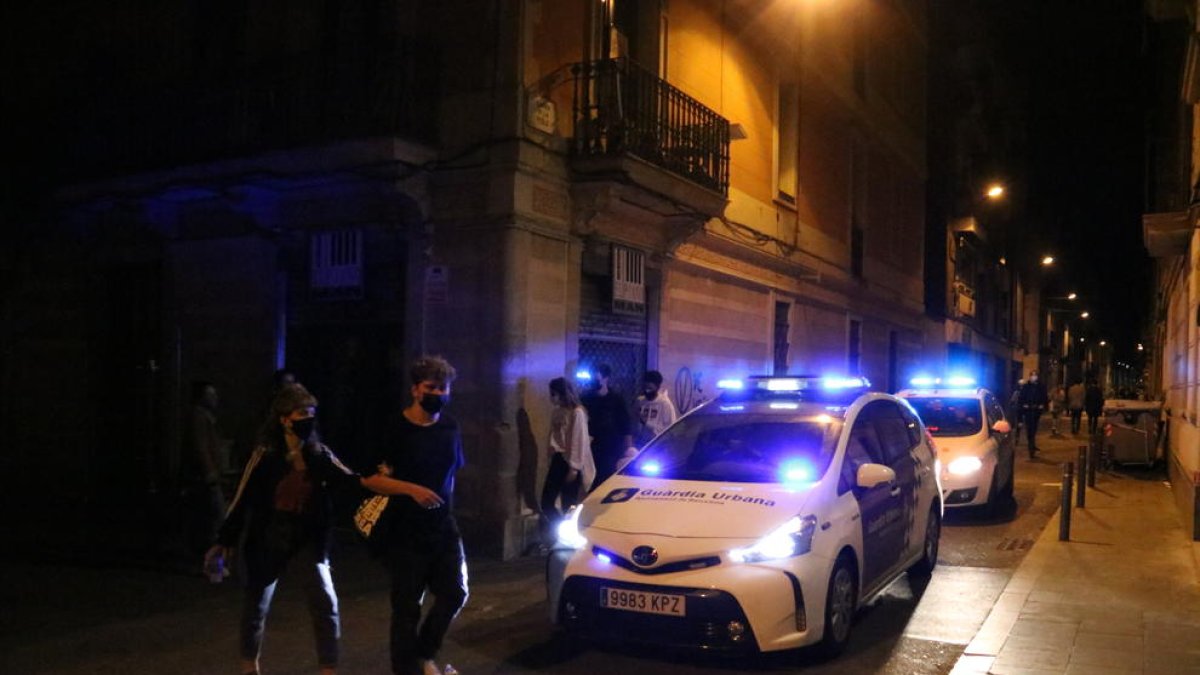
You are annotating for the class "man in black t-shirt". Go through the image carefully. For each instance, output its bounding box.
[362,356,465,675]
[581,363,633,488]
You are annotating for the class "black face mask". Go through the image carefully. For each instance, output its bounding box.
[290,417,316,443]
[420,393,449,414]
[644,390,658,400]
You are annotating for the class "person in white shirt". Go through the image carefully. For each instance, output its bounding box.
[540,377,595,529]
[632,370,678,450]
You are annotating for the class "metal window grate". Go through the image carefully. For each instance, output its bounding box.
[310,229,363,296]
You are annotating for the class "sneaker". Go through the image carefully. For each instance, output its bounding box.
[443,666,459,675]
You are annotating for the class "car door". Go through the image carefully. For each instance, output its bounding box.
[843,406,905,588]
[984,393,1013,484]
[869,401,925,562]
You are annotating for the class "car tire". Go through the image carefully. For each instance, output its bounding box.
[907,506,940,580]
[818,555,857,657]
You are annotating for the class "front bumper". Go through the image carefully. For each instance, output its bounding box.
[548,547,828,653]
[939,460,996,507]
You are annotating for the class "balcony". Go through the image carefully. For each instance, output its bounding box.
[54,44,439,181]
[571,58,730,207]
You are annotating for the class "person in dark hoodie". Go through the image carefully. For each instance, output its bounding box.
[205,383,421,675]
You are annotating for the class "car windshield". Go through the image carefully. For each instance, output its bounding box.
[620,413,839,483]
[907,397,983,437]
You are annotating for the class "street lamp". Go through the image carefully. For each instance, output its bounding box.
[1041,255,1055,266]
[985,183,1005,200]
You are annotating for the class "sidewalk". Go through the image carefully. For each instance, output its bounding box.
[949,423,1200,675]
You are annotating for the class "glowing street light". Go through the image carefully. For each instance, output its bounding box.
[1067,292,1077,300]
[1137,343,1145,351]
[985,184,1006,199]
[1041,255,1055,266]
[1099,340,1107,346]
[1080,311,1089,319]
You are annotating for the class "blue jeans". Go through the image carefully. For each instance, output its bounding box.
[240,515,340,667]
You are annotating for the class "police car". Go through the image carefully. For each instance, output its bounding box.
[546,375,942,656]
[897,377,1014,512]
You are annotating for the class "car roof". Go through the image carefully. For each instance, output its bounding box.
[696,397,855,420]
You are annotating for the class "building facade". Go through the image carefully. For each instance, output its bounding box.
[1142,0,1200,538]
[5,0,932,557]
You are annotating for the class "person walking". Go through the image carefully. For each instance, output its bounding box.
[185,380,227,558]
[633,370,678,449]
[205,384,365,675]
[1018,371,1049,458]
[581,364,633,488]
[361,356,467,675]
[1085,379,1105,435]
[1049,385,1066,436]
[540,377,594,538]
[1008,381,1024,448]
[1067,380,1085,435]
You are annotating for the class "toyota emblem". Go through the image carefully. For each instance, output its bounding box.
[631,545,659,567]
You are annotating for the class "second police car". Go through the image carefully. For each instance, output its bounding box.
[897,377,1015,513]
[546,375,942,656]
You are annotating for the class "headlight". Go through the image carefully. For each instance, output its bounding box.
[947,456,984,475]
[555,506,588,550]
[729,515,817,563]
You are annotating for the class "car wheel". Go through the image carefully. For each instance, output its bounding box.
[908,506,940,580]
[818,555,857,657]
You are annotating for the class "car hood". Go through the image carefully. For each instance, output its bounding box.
[579,478,817,539]
[932,431,993,458]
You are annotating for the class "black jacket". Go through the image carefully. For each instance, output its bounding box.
[218,442,360,557]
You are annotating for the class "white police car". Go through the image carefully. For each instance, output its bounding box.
[897,377,1014,512]
[546,375,942,656]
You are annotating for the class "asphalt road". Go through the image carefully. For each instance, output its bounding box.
[2,428,1088,674]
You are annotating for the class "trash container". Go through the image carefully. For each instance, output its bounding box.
[1101,399,1162,465]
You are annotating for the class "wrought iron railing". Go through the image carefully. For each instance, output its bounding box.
[571,58,730,195]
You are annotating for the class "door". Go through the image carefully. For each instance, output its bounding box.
[844,411,904,587]
[869,401,924,560]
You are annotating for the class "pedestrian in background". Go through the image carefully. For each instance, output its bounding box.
[1018,372,1048,458]
[361,356,467,675]
[1085,378,1105,435]
[581,363,633,488]
[1049,385,1066,436]
[1067,380,1085,435]
[185,380,226,558]
[1008,380,1024,448]
[540,377,594,539]
[633,370,678,449]
[206,384,363,675]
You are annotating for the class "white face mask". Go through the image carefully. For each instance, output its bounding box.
[1030,376,1038,383]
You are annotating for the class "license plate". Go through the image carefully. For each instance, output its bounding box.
[599,587,686,616]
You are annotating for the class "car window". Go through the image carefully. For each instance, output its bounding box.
[865,401,915,464]
[906,397,984,437]
[840,420,883,493]
[985,395,1006,425]
[900,405,923,446]
[621,413,841,483]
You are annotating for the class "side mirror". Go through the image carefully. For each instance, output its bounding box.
[992,419,1012,434]
[856,463,896,490]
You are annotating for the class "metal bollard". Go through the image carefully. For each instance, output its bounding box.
[1086,442,1097,487]
[1059,462,1073,541]
[1076,448,1086,508]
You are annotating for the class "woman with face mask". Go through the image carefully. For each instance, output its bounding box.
[205,383,412,675]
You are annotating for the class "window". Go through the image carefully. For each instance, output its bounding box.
[774,301,791,375]
[848,318,862,374]
[850,140,866,278]
[776,83,800,204]
[865,401,915,463]
[310,229,363,298]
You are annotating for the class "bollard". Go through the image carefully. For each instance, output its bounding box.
[1086,442,1097,487]
[1076,448,1087,508]
[1059,462,1073,541]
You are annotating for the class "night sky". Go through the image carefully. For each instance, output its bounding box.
[989,1,1152,361]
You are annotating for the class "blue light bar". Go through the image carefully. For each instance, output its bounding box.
[910,376,937,387]
[823,376,870,390]
[717,378,745,390]
[765,378,802,391]
[575,369,592,381]
[945,376,977,387]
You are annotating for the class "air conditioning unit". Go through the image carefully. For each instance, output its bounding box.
[955,288,975,318]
